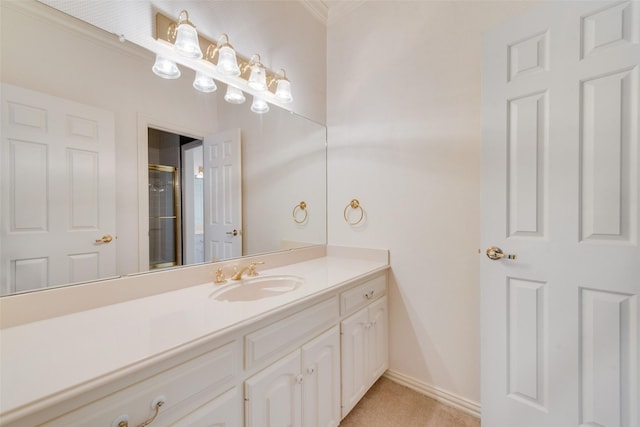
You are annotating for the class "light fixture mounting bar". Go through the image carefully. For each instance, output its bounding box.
[155,12,282,95]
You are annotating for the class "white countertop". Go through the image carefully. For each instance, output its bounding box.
[0,254,388,417]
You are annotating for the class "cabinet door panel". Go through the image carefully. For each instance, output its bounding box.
[302,326,341,427]
[368,296,388,382]
[245,350,302,427]
[340,308,370,418]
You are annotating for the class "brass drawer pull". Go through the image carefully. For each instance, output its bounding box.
[116,397,165,427]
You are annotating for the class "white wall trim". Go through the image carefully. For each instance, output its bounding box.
[383,369,481,419]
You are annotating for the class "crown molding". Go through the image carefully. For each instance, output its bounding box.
[325,0,367,26]
[299,0,329,25]
[299,0,368,26]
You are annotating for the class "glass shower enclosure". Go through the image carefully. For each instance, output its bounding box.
[148,164,180,268]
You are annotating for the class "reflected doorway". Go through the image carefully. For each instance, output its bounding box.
[181,141,205,265]
[148,128,202,269]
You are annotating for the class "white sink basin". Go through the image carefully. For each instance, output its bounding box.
[211,275,305,302]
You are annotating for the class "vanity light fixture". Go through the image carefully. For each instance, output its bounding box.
[171,10,203,59]
[244,54,268,91]
[154,11,293,114]
[270,69,293,103]
[193,71,217,93]
[205,34,241,77]
[152,54,181,79]
[224,85,246,104]
[250,96,270,114]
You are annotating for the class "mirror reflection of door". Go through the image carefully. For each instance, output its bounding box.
[181,142,204,265]
[203,128,243,262]
[147,128,242,270]
[1,84,116,294]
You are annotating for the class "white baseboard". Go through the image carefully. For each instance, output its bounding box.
[383,369,481,419]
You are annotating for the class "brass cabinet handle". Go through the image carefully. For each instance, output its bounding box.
[486,246,516,260]
[116,397,165,427]
[95,235,113,243]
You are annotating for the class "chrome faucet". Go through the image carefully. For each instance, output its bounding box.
[231,261,264,280]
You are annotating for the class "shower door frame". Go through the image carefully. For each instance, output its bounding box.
[148,164,180,269]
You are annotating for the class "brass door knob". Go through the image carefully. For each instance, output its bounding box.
[486,246,516,260]
[95,235,113,243]
[226,229,238,236]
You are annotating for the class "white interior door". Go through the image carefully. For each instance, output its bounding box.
[1,83,116,295]
[181,141,204,265]
[481,2,639,426]
[203,128,242,261]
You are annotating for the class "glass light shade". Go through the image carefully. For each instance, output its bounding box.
[152,55,181,79]
[248,65,267,91]
[217,45,241,76]
[193,71,217,93]
[174,23,203,59]
[275,79,293,103]
[224,85,246,104]
[250,97,269,114]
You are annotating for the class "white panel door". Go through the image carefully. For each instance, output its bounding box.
[301,325,341,427]
[0,84,115,295]
[481,2,639,426]
[203,128,242,261]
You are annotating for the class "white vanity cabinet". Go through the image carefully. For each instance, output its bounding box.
[37,340,242,427]
[301,325,341,427]
[340,273,388,418]
[245,350,303,427]
[244,325,341,427]
[244,306,341,427]
[169,386,243,426]
[1,257,389,427]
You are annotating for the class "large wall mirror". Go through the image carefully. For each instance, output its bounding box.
[0,1,327,296]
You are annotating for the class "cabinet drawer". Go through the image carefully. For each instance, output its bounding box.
[169,386,242,426]
[43,340,241,427]
[245,296,339,370]
[340,273,386,316]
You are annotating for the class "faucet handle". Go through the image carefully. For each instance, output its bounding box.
[214,268,227,284]
[247,261,264,277]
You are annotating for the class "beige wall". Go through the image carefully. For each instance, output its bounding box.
[326,1,541,404]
